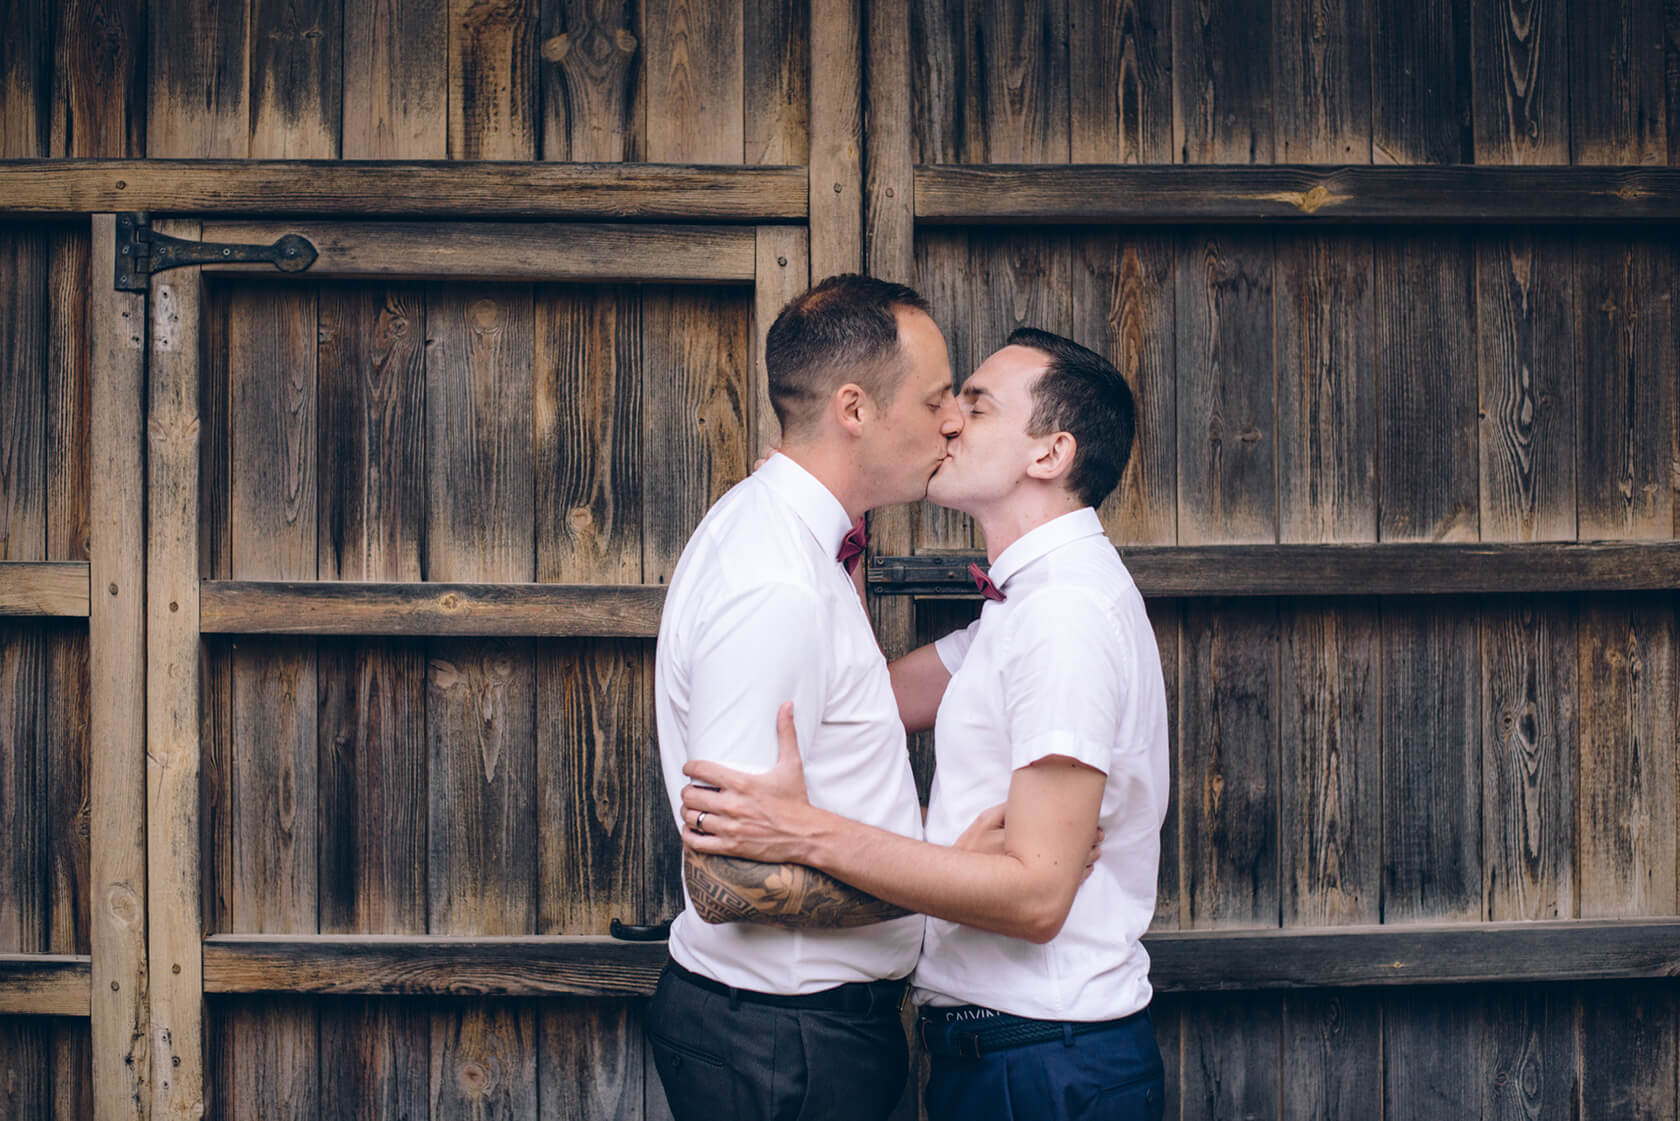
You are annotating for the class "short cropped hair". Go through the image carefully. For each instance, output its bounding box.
[765,274,931,435]
[1008,327,1136,508]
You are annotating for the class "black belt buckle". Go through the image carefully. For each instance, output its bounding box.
[954,1031,984,1060]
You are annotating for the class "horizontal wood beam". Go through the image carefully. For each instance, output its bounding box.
[202,935,665,997]
[199,580,665,637]
[199,221,756,283]
[915,165,1680,224]
[0,954,93,1016]
[869,542,1680,598]
[199,919,1680,997]
[0,561,90,617]
[1145,918,1680,992]
[0,160,808,221]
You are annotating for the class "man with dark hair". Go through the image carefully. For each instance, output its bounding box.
[681,329,1170,1121]
[646,274,969,1120]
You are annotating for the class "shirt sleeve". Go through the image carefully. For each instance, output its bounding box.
[683,581,828,774]
[1001,588,1127,774]
[933,617,983,673]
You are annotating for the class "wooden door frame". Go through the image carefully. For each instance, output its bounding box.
[113,213,806,1120]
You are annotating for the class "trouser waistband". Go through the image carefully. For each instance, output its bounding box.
[918,1003,1151,1059]
[665,959,906,1016]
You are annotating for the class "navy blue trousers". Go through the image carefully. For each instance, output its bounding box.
[922,1007,1165,1121]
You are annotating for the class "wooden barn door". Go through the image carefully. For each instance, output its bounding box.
[115,213,805,1120]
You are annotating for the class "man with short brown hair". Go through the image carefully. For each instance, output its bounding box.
[646,274,965,1121]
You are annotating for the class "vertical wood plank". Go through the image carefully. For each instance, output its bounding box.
[1176,230,1275,547]
[52,0,146,156]
[1274,221,1382,1121]
[1069,0,1173,163]
[863,0,919,678]
[1375,232,1479,543]
[0,0,52,157]
[249,0,341,158]
[1568,0,1668,165]
[809,0,863,279]
[533,284,645,1121]
[1578,595,1677,919]
[316,285,430,1121]
[1481,603,1576,921]
[1380,599,1482,922]
[642,0,743,162]
[976,0,1071,163]
[641,286,750,924]
[743,0,808,165]
[0,217,49,1121]
[1180,601,1280,931]
[449,0,537,159]
[1172,0,1273,162]
[1476,232,1576,543]
[1371,0,1472,164]
[1578,981,1678,1121]
[1272,0,1372,161]
[1275,232,1376,546]
[88,214,148,1121]
[1181,995,1281,1121]
[1376,237,1484,1120]
[44,227,91,1120]
[908,0,976,164]
[1384,989,1486,1121]
[424,283,538,1121]
[1575,238,1675,539]
[751,227,808,458]
[911,229,976,551]
[1282,991,1381,1120]
[1147,600,1181,932]
[147,0,251,157]
[1482,985,1575,1121]
[342,0,448,158]
[226,284,320,1121]
[146,221,205,1121]
[1072,232,1175,547]
[1471,0,1568,164]
[539,0,638,162]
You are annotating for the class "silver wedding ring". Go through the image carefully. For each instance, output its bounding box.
[695,811,708,835]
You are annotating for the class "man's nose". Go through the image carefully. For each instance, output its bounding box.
[940,400,963,436]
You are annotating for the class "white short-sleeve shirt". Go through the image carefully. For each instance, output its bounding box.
[913,507,1169,1021]
[655,452,925,994]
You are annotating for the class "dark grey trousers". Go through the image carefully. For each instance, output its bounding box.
[645,964,909,1121]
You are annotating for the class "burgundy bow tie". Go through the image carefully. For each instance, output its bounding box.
[969,562,1006,602]
[837,517,868,574]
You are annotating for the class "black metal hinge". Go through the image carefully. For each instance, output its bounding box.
[114,212,318,291]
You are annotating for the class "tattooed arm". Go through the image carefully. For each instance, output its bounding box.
[683,849,910,928]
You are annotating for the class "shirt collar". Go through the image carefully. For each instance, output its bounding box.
[984,507,1106,591]
[755,452,856,559]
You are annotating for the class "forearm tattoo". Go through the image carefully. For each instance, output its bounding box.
[684,850,911,928]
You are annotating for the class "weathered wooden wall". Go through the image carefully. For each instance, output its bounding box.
[1,1,1678,1119]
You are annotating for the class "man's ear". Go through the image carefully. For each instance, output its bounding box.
[1026,431,1077,482]
[833,383,868,436]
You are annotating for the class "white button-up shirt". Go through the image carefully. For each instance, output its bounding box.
[914,507,1169,1021]
[655,453,925,993]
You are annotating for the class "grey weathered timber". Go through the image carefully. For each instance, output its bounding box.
[202,935,667,996]
[0,160,809,219]
[914,165,1680,222]
[199,580,665,636]
[143,220,205,1121]
[88,212,149,1121]
[0,954,93,1016]
[0,562,89,616]
[196,918,1680,997]
[869,542,1680,596]
[199,221,758,283]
